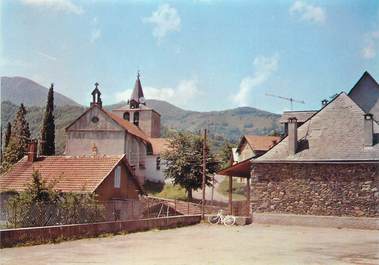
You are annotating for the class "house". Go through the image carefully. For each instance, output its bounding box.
[65,75,169,184]
[251,72,379,217]
[234,135,281,163]
[0,141,145,219]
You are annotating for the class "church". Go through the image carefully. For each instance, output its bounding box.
[65,74,169,184]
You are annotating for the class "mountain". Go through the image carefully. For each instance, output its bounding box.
[1,76,79,106]
[1,77,281,154]
[108,99,281,140]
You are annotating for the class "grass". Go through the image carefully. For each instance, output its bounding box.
[217,178,246,201]
[150,184,187,201]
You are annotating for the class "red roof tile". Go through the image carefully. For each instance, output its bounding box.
[103,109,150,143]
[238,135,281,152]
[149,138,170,155]
[0,155,124,193]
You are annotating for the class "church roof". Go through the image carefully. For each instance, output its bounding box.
[0,154,143,194]
[130,73,144,104]
[149,138,170,155]
[254,92,379,163]
[103,109,150,143]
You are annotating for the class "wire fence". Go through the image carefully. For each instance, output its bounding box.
[0,196,248,230]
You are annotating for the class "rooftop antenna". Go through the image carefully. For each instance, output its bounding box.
[265,93,305,110]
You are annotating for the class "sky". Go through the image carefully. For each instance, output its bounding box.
[1,0,379,114]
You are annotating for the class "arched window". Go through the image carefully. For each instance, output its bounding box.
[123,112,130,121]
[133,111,139,127]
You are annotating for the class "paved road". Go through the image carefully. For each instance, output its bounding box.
[1,223,378,265]
[192,175,237,203]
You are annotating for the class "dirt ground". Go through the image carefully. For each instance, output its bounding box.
[1,223,378,265]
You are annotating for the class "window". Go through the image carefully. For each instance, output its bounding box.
[91,116,99,123]
[156,156,161,170]
[123,112,130,121]
[114,166,121,188]
[133,112,139,127]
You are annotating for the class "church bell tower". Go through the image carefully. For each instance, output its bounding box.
[112,72,161,138]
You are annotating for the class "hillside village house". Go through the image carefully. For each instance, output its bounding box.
[251,72,379,217]
[0,141,145,220]
[65,75,169,184]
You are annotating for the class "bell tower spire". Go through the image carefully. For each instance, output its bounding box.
[129,71,145,109]
[90,82,102,108]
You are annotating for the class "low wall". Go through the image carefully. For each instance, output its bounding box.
[253,213,379,230]
[0,215,201,248]
[252,163,379,217]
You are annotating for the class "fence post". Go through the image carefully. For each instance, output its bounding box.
[147,198,150,218]
[132,200,134,220]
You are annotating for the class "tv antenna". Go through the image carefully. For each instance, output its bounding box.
[265,93,305,110]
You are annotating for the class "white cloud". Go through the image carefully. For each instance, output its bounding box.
[37,51,57,61]
[143,4,181,42]
[20,0,83,15]
[115,79,200,107]
[90,29,101,43]
[362,30,379,59]
[90,17,101,43]
[289,1,326,24]
[233,55,279,107]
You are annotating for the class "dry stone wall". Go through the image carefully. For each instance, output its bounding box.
[251,163,379,217]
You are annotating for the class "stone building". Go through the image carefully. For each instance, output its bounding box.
[251,72,379,217]
[65,75,169,184]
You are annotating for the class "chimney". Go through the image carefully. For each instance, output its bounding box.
[288,117,298,156]
[92,143,98,156]
[27,140,38,162]
[364,113,374,147]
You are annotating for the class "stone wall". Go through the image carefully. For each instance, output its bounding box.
[251,163,379,217]
[0,215,201,248]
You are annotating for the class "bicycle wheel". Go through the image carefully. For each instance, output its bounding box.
[208,215,220,224]
[223,215,236,226]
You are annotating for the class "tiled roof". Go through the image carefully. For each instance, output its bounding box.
[149,138,170,155]
[254,93,379,162]
[0,155,124,193]
[238,135,281,152]
[279,111,317,123]
[103,109,150,143]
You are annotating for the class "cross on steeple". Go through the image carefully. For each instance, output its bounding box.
[91,82,102,108]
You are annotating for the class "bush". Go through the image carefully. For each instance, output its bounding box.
[6,170,105,227]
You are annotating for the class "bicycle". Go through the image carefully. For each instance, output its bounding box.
[208,209,236,226]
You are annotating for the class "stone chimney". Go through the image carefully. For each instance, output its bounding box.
[288,117,298,156]
[364,113,374,147]
[27,140,38,162]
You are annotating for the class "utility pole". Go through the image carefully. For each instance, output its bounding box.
[201,129,207,221]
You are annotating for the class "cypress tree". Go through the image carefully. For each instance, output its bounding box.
[4,122,11,149]
[40,83,55,155]
[1,104,30,172]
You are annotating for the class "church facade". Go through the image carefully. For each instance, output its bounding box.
[65,75,168,184]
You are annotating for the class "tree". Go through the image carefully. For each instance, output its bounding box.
[6,170,104,227]
[219,140,235,168]
[40,84,55,155]
[1,104,30,172]
[4,122,11,149]
[162,132,220,200]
